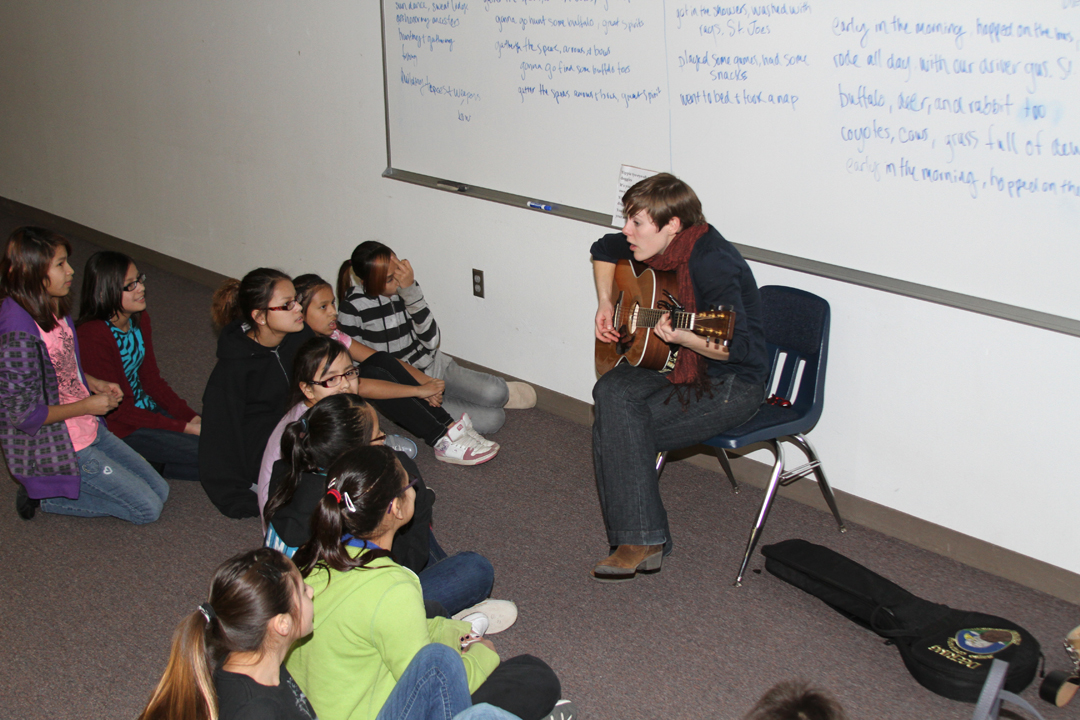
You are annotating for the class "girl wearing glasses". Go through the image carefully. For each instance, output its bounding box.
[287,445,563,720]
[200,268,313,518]
[0,228,168,523]
[293,274,498,466]
[76,251,201,482]
[263,392,502,619]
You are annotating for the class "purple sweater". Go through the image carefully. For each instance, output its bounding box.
[0,298,98,499]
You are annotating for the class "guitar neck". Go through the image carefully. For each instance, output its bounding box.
[631,307,696,330]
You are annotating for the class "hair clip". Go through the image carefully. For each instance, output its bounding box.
[343,492,356,513]
[198,602,217,623]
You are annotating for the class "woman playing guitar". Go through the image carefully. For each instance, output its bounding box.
[590,173,770,582]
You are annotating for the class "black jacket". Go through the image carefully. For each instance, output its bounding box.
[199,320,314,518]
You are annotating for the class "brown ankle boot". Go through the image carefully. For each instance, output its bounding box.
[591,544,664,582]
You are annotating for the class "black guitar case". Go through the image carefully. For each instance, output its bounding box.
[761,539,1041,703]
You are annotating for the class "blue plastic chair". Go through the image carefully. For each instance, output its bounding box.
[655,285,846,586]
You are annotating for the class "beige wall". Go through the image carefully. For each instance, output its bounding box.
[2,1,1079,581]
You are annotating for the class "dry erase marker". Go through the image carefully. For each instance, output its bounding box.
[527,201,553,211]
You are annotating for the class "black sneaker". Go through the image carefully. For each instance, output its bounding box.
[15,485,38,520]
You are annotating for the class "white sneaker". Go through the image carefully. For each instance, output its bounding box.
[458,413,499,450]
[452,599,518,634]
[434,417,499,466]
[458,612,489,637]
[541,699,578,720]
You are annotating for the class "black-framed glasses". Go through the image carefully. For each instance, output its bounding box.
[371,432,387,445]
[122,274,147,292]
[267,299,299,312]
[388,477,420,514]
[308,367,359,389]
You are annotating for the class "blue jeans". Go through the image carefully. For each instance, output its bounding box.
[455,705,521,720]
[435,357,507,435]
[123,426,200,481]
[375,644,471,720]
[40,428,170,524]
[592,364,764,550]
[419,551,493,616]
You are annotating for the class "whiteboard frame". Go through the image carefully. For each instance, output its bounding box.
[378,3,1080,340]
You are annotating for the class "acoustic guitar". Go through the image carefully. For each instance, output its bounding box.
[595,259,736,376]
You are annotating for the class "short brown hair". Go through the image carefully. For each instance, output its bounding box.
[622,173,706,231]
[743,681,847,720]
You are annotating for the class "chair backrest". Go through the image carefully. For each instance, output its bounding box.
[759,286,830,428]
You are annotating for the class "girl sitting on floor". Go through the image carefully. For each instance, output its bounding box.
[257,336,424,526]
[263,392,512,622]
[77,251,201,482]
[286,445,563,720]
[0,227,168,524]
[336,242,536,437]
[137,547,514,720]
[294,274,497,466]
[200,268,314,518]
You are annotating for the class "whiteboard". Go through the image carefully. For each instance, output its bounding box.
[383,0,1080,322]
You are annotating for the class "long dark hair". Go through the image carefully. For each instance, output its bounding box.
[292,445,404,577]
[262,393,374,528]
[211,268,290,330]
[0,226,73,332]
[288,336,352,409]
[137,548,299,720]
[337,240,392,302]
[77,250,140,328]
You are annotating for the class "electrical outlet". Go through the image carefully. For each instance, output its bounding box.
[472,269,484,298]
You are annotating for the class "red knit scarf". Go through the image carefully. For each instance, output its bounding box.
[643,223,709,390]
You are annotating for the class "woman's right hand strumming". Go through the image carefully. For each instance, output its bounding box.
[595,301,619,343]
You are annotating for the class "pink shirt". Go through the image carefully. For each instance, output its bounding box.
[330,328,352,348]
[38,317,98,451]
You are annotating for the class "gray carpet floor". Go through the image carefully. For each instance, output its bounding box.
[0,209,1077,720]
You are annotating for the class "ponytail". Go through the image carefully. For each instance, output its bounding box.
[137,612,216,720]
[263,394,374,528]
[293,446,401,578]
[210,268,290,331]
[210,278,241,330]
[336,260,355,308]
[138,549,297,720]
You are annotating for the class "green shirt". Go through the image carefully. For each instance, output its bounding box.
[285,551,498,720]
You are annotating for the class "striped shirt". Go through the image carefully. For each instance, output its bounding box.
[337,281,441,372]
[108,323,159,411]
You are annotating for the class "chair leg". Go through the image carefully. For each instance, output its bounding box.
[735,439,784,587]
[785,434,846,533]
[712,447,739,493]
[655,451,668,478]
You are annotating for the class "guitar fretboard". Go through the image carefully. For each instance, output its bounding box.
[617,306,695,330]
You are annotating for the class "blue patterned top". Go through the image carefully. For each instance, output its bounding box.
[109,322,159,411]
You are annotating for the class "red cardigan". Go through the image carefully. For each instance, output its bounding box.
[76,311,197,438]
